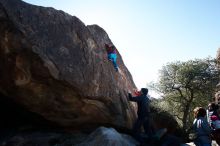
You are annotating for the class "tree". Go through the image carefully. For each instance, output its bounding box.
[151,58,220,135]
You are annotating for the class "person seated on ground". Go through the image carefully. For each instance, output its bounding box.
[207,102,220,145]
[207,102,220,128]
[193,107,212,146]
[208,102,220,118]
[105,43,118,72]
[210,115,220,130]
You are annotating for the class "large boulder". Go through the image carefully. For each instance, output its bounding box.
[76,127,138,146]
[0,0,136,130]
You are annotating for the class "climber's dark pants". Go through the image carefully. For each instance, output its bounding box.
[132,116,154,142]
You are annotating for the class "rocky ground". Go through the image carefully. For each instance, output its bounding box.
[185,141,219,146]
[0,126,199,146]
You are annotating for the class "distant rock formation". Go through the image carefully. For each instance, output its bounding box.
[0,0,136,130]
[215,48,220,104]
[216,48,220,66]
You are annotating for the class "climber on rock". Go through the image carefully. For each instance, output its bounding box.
[105,43,119,72]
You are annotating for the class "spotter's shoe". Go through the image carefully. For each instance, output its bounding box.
[152,128,167,140]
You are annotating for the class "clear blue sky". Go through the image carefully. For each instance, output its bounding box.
[23,0,220,95]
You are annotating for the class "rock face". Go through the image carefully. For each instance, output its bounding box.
[0,0,136,130]
[76,127,138,146]
[0,127,138,146]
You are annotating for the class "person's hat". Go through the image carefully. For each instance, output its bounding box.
[141,88,148,95]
